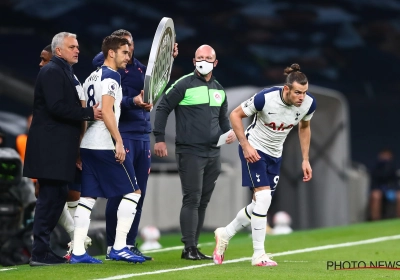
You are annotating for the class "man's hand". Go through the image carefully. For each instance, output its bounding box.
[225,130,237,144]
[134,90,153,111]
[115,141,126,164]
[241,143,261,163]
[302,160,312,182]
[76,156,82,170]
[154,142,168,157]
[93,103,102,120]
[173,43,178,58]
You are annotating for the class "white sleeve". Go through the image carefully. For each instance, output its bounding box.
[302,111,314,121]
[101,78,119,99]
[73,75,86,101]
[302,97,317,121]
[76,84,85,101]
[240,94,258,117]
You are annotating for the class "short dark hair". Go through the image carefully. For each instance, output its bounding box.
[101,35,131,58]
[43,44,52,53]
[111,29,132,39]
[284,63,308,88]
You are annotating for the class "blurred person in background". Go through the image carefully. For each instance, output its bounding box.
[39,44,52,68]
[369,149,400,220]
[92,29,178,261]
[16,114,32,163]
[0,129,7,148]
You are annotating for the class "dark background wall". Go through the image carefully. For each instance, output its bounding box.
[1,0,399,169]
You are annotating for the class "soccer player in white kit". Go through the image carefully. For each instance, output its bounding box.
[213,63,316,266]
[70,35,145,264]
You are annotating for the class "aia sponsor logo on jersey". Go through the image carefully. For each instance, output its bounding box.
[264,122,294,131]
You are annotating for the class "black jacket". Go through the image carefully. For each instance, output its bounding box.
[23,56,94,182]
[153,71,231,157]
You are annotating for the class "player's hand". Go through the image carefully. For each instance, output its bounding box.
[93,103,102,120]
[115,141,126,164]
[302,159,312,182]
[173,43,178,58]
[134,91,153,111]
[154,142,168,157]
[225,130,237,144]
[242,143,261,163]
[76,156,82,170]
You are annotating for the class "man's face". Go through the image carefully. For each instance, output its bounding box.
[285,82,308,107]
[114,44,130,69]
[55,36,79,65]
[39,50,52,68]
[123,35,134,59]
[193,47,217,66]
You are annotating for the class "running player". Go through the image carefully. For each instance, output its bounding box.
[213,63,316,266]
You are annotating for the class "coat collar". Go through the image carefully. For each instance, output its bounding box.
[51,56,80,101]
[51,56,73,72]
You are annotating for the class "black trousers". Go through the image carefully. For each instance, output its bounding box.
[176,153,221,248]
[32,179,68,258]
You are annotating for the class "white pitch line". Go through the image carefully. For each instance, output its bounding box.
[0,268,16,272]
[94,234,400,280]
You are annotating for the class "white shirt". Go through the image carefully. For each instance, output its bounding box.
[241,86,316,158]
[80,66,122,150]
[73,74,85,101]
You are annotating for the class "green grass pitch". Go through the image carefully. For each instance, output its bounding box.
[1,219,400,280]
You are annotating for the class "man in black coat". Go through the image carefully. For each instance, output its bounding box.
[23,32,101,266]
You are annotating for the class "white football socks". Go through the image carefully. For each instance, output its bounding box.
[251,190,272,258]
[113,193,141,250]
[67,200,79,218]
[73,197,96,256]
[58,203,74,240]
[225,200,256,239]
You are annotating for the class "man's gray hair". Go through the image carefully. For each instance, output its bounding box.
[51,32,77,55]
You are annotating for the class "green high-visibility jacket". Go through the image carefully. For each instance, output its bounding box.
[153,71,231,157]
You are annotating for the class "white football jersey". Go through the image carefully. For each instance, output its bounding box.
[73,74,85,101]
[241,86,316,158]
[80,66,122,150]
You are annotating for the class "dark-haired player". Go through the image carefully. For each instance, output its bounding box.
[70,36,144,264]
[213,63,316,266]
